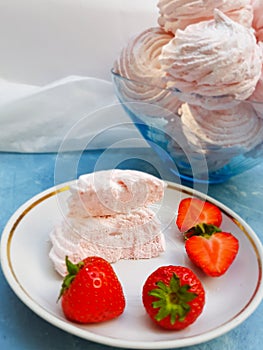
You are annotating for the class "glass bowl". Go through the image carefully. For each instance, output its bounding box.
[111,69,263,184]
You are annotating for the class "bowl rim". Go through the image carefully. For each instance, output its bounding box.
[111,68,263,105]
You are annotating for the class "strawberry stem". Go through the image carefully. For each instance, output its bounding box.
[184,223,221,239]
[57,256,84,301]
[149,273,197,324]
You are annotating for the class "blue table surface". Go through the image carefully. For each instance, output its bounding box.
[1,148,263,350]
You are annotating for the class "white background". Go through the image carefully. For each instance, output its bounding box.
[0,0,158,85]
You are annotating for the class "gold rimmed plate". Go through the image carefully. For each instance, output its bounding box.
[1,181,263,349]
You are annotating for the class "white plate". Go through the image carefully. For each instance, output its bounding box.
[1,181,263,349]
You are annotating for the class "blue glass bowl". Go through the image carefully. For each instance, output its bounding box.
[111,70,263,184]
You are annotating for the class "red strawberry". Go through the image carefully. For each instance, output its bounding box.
[59,256,126,323]
[142,265,205,330]
[176,197,222,233]
[185,225,239,277]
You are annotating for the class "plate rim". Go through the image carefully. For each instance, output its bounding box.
[1,180,263,349]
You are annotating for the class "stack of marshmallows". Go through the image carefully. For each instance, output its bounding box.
[113,0,263,171]
[49,170,166,276]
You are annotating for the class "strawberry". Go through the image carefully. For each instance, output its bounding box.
[142,265,205,330]
[185,224,239,277]
[176,197,222,233]
[58,256,126,323]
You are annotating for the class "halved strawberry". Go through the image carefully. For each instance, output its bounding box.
[185,227,239,277]
[176,197,222,233]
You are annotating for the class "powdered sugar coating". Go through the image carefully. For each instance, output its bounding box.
[157,0,253,33]
[113,27,181,116]
[159,10,262,101]
[68,169,166,216]
[49,207,165,276]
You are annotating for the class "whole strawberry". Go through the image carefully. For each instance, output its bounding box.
[142,265,205,330]
[59,256,126,323]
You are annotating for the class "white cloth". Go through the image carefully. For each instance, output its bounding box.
[0,0,158,152]
[0,76,149,152]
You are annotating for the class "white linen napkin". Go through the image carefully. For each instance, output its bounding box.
[0,0,158,153]
[0,76,147,152]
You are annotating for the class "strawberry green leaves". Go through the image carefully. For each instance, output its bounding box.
[142,266,205,330]
[149,273,197,324]
[58,256,84,301]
